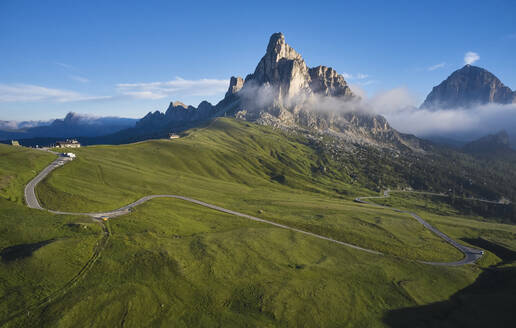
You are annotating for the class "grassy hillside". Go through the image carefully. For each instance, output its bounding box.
[37,119,463,262]
[1,121,516,326]
[0,146,103,324]
[0,144,55,203]
[7,199,481,327]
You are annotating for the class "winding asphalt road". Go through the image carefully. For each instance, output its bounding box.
[355,191,484,266]
[25,154,483,266]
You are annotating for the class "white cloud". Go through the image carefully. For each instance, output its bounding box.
[116,77,229,100]
[0,83,109,103]
[69,75,90,83]
[55,62,75,70]
[368,87,418,114]
[348,84,367,99]
[360,87,516,139]
[428,62,446,71]
[342,72,369,80]
[357,80,379,86]
[55,62,91,83]
[383,104,516,139]
[464,51,480,65]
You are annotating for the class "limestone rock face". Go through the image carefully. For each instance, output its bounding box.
[225,76,244,97]
[243,33,356,102]
[223,33,407,149]
[421,65,515,109]
[234,33,404,148]
[244,32,312,100]
[309,65,354,98]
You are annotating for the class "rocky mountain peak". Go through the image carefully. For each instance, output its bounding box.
[265,32,303,62]
[170,101,189,109]
[421,65,515,109]
[309,66,354,98]
[132,32,413,151]
[245,32,311,100]
[225,76,244,97]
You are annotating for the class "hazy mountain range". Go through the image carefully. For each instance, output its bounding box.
[2,33,514,151]
[462,130,515,156]
[130,33,515,151]
[114,33,426,151]
[0,112,137,141]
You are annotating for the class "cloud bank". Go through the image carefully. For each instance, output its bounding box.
[0,84,109,103]
[366,87,516,140]
[428,62,446,71]
[240,81,516,142]
[464,51,480,65]
[116,78,229,100]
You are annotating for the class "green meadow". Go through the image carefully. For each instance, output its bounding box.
[1,119,515,327]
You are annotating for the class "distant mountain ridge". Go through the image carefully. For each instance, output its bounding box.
[421,64,516,109]
[133,33,423,151]
[0,119,52,131]
[0,112,137,141]
[463,130,514,156]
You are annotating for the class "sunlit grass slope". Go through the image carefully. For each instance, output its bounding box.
[9,198,480,328]
[364,192,516,328]
[1,129,516,327]
[0,146,103,324]
[0,144,54,203]
[37,118,461,261]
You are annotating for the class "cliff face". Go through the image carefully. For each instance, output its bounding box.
[234,33,406,148]
[421,65,515,109]
[309,65,354,98]
[244,33,312,100]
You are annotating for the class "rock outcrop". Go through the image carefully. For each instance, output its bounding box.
[309,65,354,98]
[421,65,515,109]
[225,76,244,97]
[244,32,312,100]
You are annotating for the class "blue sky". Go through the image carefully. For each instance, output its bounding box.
[1,0,515,121]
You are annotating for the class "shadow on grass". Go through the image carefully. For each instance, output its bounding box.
[0,239,55,263]
[462,238,516,264]
[383,238,516,328]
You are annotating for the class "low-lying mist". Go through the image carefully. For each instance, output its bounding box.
[239,82,516,143]
[364,87,516,141]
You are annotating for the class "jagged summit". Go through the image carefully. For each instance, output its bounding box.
[421,65,515,109]
[225,76,244,97]
[244,32,311,100]
[243,33,354,101]
[170,101,189,109]
[309,66,354,98]
[265,32,302,62]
